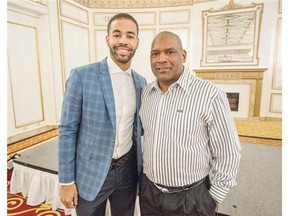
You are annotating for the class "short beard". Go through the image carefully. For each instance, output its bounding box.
[109,46,136,63]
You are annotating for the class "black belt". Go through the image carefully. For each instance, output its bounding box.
[154,177,206,193]
[109,149,132,170]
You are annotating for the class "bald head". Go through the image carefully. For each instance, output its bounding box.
[151,31,184,51]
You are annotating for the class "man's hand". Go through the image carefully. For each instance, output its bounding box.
[60,183,78,209]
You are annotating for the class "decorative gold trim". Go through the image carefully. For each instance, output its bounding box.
[7,129,58,154]
[7,125,57,144]
[278,0,282,13]
[269,93,282,113]
[206,0,259,12]
[56,0,66,95]
[7,52,16,130]
[7,21,45,128]
[272,18,282,90]
[194,68,267,117]
[60,0,89,25]
[73,0,197,8]
[221,0,248,10]
[35,21,46,124]
[29,0,47,6]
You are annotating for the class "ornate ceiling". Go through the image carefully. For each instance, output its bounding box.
[207,11,255,47]
[73,0,213,8]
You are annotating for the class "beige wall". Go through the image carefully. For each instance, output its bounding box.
[7,0,282,141]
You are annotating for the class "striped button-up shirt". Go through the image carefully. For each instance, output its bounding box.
[140,67,241,203]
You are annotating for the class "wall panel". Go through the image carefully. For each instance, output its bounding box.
[60,0,89,24]
[272,18,282,90]
[94,29,108,61]
[270,93,282,113]
[160,9,190,24]
[93,12,116,26]
[60,20,90,81]
[130,12,156,25]
[7,22,44,128]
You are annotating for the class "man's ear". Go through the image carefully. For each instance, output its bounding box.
[182,49,187,63]
[137,37,140,49]
[105,35,109,46]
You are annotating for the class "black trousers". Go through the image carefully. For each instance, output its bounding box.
[76,150,138,216]
[139,174,217,216]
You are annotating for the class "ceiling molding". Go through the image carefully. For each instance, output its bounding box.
[73,0,214,8]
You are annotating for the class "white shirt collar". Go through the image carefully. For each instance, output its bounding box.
[107,56,132,76]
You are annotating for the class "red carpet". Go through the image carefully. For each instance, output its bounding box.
[7,192,67,216]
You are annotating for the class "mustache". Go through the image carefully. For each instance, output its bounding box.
[115,45,130,49]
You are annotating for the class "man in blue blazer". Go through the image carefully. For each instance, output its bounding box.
[58,13,147,216]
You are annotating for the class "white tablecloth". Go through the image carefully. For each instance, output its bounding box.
[10,163,140,216]
[10,163,76,216]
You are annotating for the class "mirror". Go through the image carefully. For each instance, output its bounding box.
[201,0,263,66]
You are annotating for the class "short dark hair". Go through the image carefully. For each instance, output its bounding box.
[107,13,139,36]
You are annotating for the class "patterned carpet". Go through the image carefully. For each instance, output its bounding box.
[235,119,282,147]
[7,193,67,216]
[235,119,281,139]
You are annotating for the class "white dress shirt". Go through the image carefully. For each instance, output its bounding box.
[107,57,136,159]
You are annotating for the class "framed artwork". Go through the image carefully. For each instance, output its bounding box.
[201,0,263,66]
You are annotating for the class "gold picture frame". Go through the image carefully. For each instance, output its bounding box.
[201,0,263,66]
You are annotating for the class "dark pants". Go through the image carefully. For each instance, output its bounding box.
[139,174,217,216]
[76,150,138,216]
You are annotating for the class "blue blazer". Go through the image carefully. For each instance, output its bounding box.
[58,58,147,201]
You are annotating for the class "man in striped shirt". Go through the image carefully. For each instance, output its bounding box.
[139,31,241,216]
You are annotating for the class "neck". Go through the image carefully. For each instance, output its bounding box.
[110,56,131,71]
[158,82,170,93]
[116,62,130,71]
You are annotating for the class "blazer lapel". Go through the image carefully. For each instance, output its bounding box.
[99,59,116,131]
[132,70,142,112]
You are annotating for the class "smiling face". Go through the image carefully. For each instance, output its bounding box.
[150,32,186,91]
[106,18,139,71]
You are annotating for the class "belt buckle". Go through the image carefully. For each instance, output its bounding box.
[156,185,170,193]
[154,184,180,193]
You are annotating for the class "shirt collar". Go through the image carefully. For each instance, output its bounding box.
[174,66,191,92]
[107,56,132,76]
[148,66,191,93]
